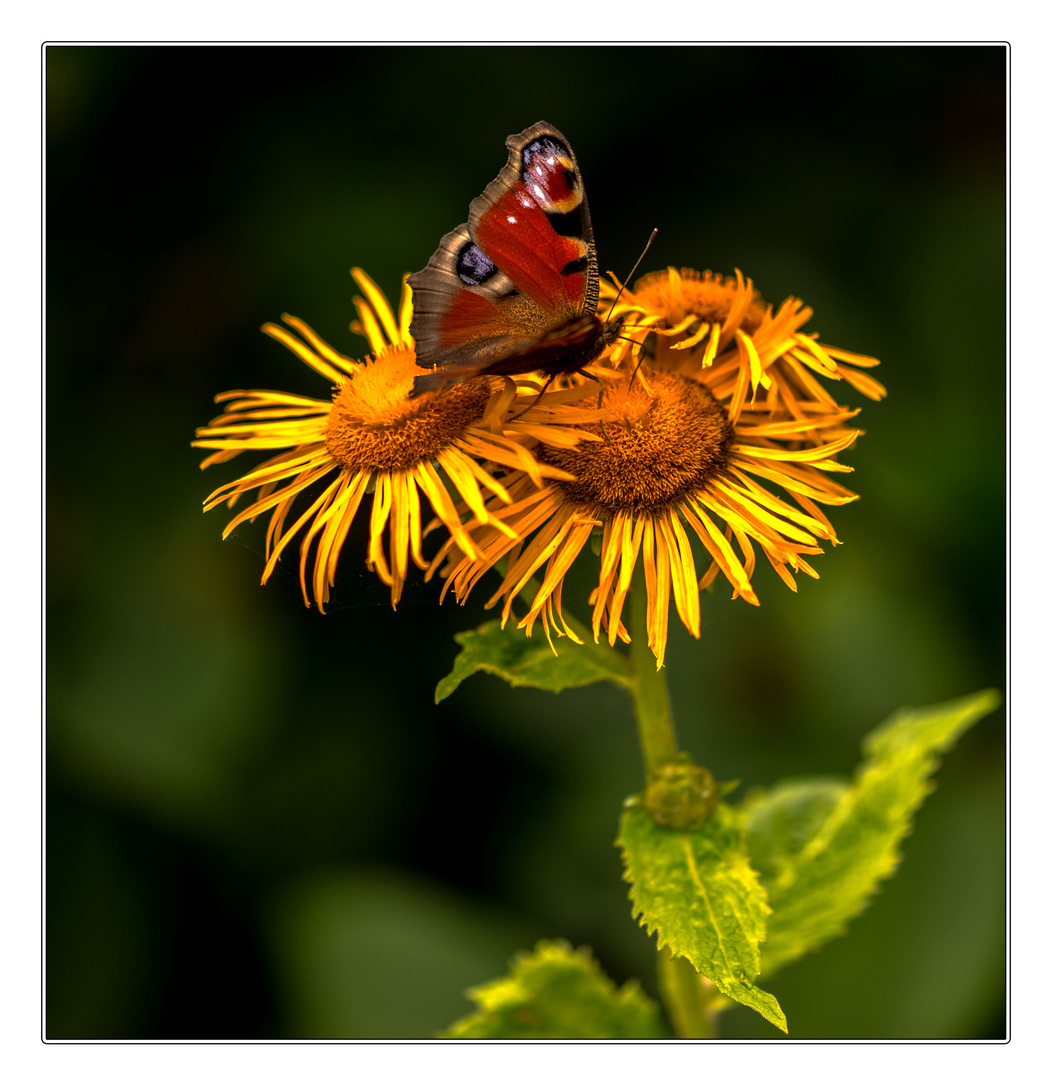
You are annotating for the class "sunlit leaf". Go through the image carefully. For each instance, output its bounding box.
[442,939,668,1039]
[617,803,787,1032]
[435,619,632,703]
[744,689,1001,979]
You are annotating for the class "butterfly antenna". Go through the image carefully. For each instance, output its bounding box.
[603,227,658,324]
[608,228,657,407]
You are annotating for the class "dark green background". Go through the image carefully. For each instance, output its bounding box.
[46,45,1006,1040]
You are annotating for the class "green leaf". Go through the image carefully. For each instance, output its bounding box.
[442,939,668,1039]
[435,618,632,703]
[744,689,1001,980]
[617,802,787,1033]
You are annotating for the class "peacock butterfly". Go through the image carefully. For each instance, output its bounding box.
[407,121,624,398]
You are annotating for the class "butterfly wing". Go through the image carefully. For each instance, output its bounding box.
[408,121,600,379]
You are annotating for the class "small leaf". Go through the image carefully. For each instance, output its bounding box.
[442,939,668,1039]
[435,619,632,703]
[617,803,787,1033]
[744,689,1001,979]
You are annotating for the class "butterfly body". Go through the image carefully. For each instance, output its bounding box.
[408,122,622,397]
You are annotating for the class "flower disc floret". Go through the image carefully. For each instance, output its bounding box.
[537,371,734,515]
[325,344,492,473]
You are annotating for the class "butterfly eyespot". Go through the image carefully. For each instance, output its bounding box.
[522,135,570,170]
[456,242,498,286]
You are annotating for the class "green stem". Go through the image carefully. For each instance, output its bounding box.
[628,569,678,774]
[629,575,719,1038]
[657,950,719,1039]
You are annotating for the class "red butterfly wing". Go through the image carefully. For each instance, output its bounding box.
[408,121,607,394]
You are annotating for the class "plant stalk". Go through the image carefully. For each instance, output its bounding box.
[629,576,719,1037]
[628,569,678,774]
[657,950,719,1039]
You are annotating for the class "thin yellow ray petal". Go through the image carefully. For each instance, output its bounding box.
[193,430,327,454]
[734,430,859,463]
[823,344,881,368]
[203,447,333,508]
[724,344,752,424]
[262,322,345,385]
[212,388,331,409]
[698,558,720,591]
[404,471,426,570]
[313,472,371,610]
[526,518,594,617]
[260,472,343,586]
[840,365,888,400]
[367,473,393,583]
[200,406,331,428]
[719,472,837,538]
[497,511,576,606]
[767,551,799,591]
[298,475,347,606]
[670,321,711,351]
[789,490,837,543]
[717,269,753,349]
[438,450,490,524]
[736,328,771,392]
[681,501,758,605]
[416,460,480,561]
[398,274,413,340]
[789,346,845,381]
[449,448,515,515]
[780,353,840,407]
[458,434,550,487]
[703,483,824,546]
[738,409,860,439]
[518,520,591,635]
[730,459,858,505]
[645,519,671,669]
[701,321,722,368]
[792,333,838,372]
[353,300,388,356]
[652,314,697,337]
[608,517,644,646]
[197,447,245,469]
[663,511,700,637]
[217,462,337,537]
[424,531,460,585]
[389,470,412,601]
[551,577,584,645]
[280,315,360,376]
[351,268,401,346]
[592,516,624,644]
[264,491,297,559]
[729,522,757,584]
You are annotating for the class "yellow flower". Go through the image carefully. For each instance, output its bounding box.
[193,270,575,611]
[431,268,883,667]
[604,267,887,410]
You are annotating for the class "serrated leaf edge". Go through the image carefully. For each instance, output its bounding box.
[618,814,786,1033]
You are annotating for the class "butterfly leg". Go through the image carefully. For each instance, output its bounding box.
[626,348,647,396]
[571,368,614,441]
[509,374,558,422]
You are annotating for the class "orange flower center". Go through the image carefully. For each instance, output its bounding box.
[537,370,734,514]
[324,344,491,472]
[633,268,769,334]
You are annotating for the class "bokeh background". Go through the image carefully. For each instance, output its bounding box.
[46,45,1006,1040]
